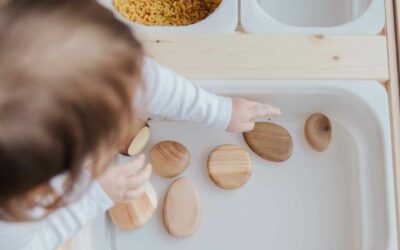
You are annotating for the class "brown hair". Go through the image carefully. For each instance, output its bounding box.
[0,0,143,220]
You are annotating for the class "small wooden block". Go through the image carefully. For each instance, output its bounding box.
[108,182,157,230]
[243,122,293,162]
[149,141,191,178]
[163,177,201,238]
[120,120,150,156]
[207,144,252,190]
[304,113,332,152]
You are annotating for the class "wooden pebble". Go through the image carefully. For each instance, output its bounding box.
[108,182,157,230]
[304,113,332,152]
[149,141,191,178]
[243,122,293,162]
[207,144,252,189]
[120,120,150,156]
[163,177,201,238]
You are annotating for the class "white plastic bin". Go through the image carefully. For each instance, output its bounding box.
[72,81,397,250]
[97,0,238,32]
[241,0,385,34]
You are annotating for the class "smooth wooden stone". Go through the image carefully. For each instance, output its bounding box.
[108,182,157,230]
[207,144,252,189]
[304,113,332,152]
[243,122,293,162]
[149,141,191,178]
[163,177,201,238]
[120,120,150,156]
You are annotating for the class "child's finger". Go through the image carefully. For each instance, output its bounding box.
[241,121,256,132]
[125,164,152,189]
[120,154,146,175]
[265,104,281,116]
[249,103,281,119]
[124,185,146,200]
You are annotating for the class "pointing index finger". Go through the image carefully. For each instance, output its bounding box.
[249,103,281,119]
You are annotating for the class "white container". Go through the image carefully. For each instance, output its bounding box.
[241,0,385,34]
[72,80,397,250]
[97,0,238,32]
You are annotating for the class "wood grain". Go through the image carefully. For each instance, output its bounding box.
[108,182,157,230]
[207,144,252,190]
[149,140,191,178]
[243,122,293,162]
[163,177,200,238]
[137,33,388,81]
[120,120,150,156]
[395,0,400,63]
[304,113,332,152]
[385,0,400,244]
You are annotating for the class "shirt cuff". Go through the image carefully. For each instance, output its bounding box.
[214,96,233,130]
[87,181,114,211]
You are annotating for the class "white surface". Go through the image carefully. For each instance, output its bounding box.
[241,0,385,34]
[97,0,238,33]
[75,81,397,250]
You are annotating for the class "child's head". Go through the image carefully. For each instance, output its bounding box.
[0,0,143,220]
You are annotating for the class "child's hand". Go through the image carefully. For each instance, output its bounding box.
[96,155,152,202]
[227,98,281,133]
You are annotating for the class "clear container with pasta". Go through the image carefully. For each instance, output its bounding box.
[97,0,238,32]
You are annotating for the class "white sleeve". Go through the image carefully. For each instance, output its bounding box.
[0,180,113,250]
[135,57,232,130]
[39,181,113,250]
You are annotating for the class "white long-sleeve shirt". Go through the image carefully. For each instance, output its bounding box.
[0,58,232,250]
[137,58,232,129]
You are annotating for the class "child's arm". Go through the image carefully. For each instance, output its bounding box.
[0,176,112,250]
[38,177,114,249]
[0,156,150,250]
[136,58,281,132]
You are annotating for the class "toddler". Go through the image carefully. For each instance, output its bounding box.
[0,0,280,249]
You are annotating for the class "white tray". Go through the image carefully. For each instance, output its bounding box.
[97,0,238,33]
[73,81,397,250]
[241,0,385,34]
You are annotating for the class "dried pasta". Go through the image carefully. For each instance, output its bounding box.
[112,0,222,26]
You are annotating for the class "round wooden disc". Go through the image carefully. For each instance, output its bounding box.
[207,144,252,190]
[120,120,150,156]
[163,177,201,238]
[304,113,332,152]
[149,141,191,178]
[243,122,293,162]
[108,182,158,230]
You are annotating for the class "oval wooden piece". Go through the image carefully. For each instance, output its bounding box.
[108,182,157,230]
[207,144,252,189]
[120,120,150,156]
[243,122,293,162]
[304,113,332,152]
[163,177,201,238]
[149,141,191,178]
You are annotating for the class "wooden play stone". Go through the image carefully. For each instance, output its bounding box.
[243,122,293,162]
[304,113,332,152]
[108,182,157,230]
[120,120,150,156]
[163,177,201,238]
[207,144,252,189]
[149,141,191,178]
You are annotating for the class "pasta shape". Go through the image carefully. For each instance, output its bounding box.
[112,0,222,26]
